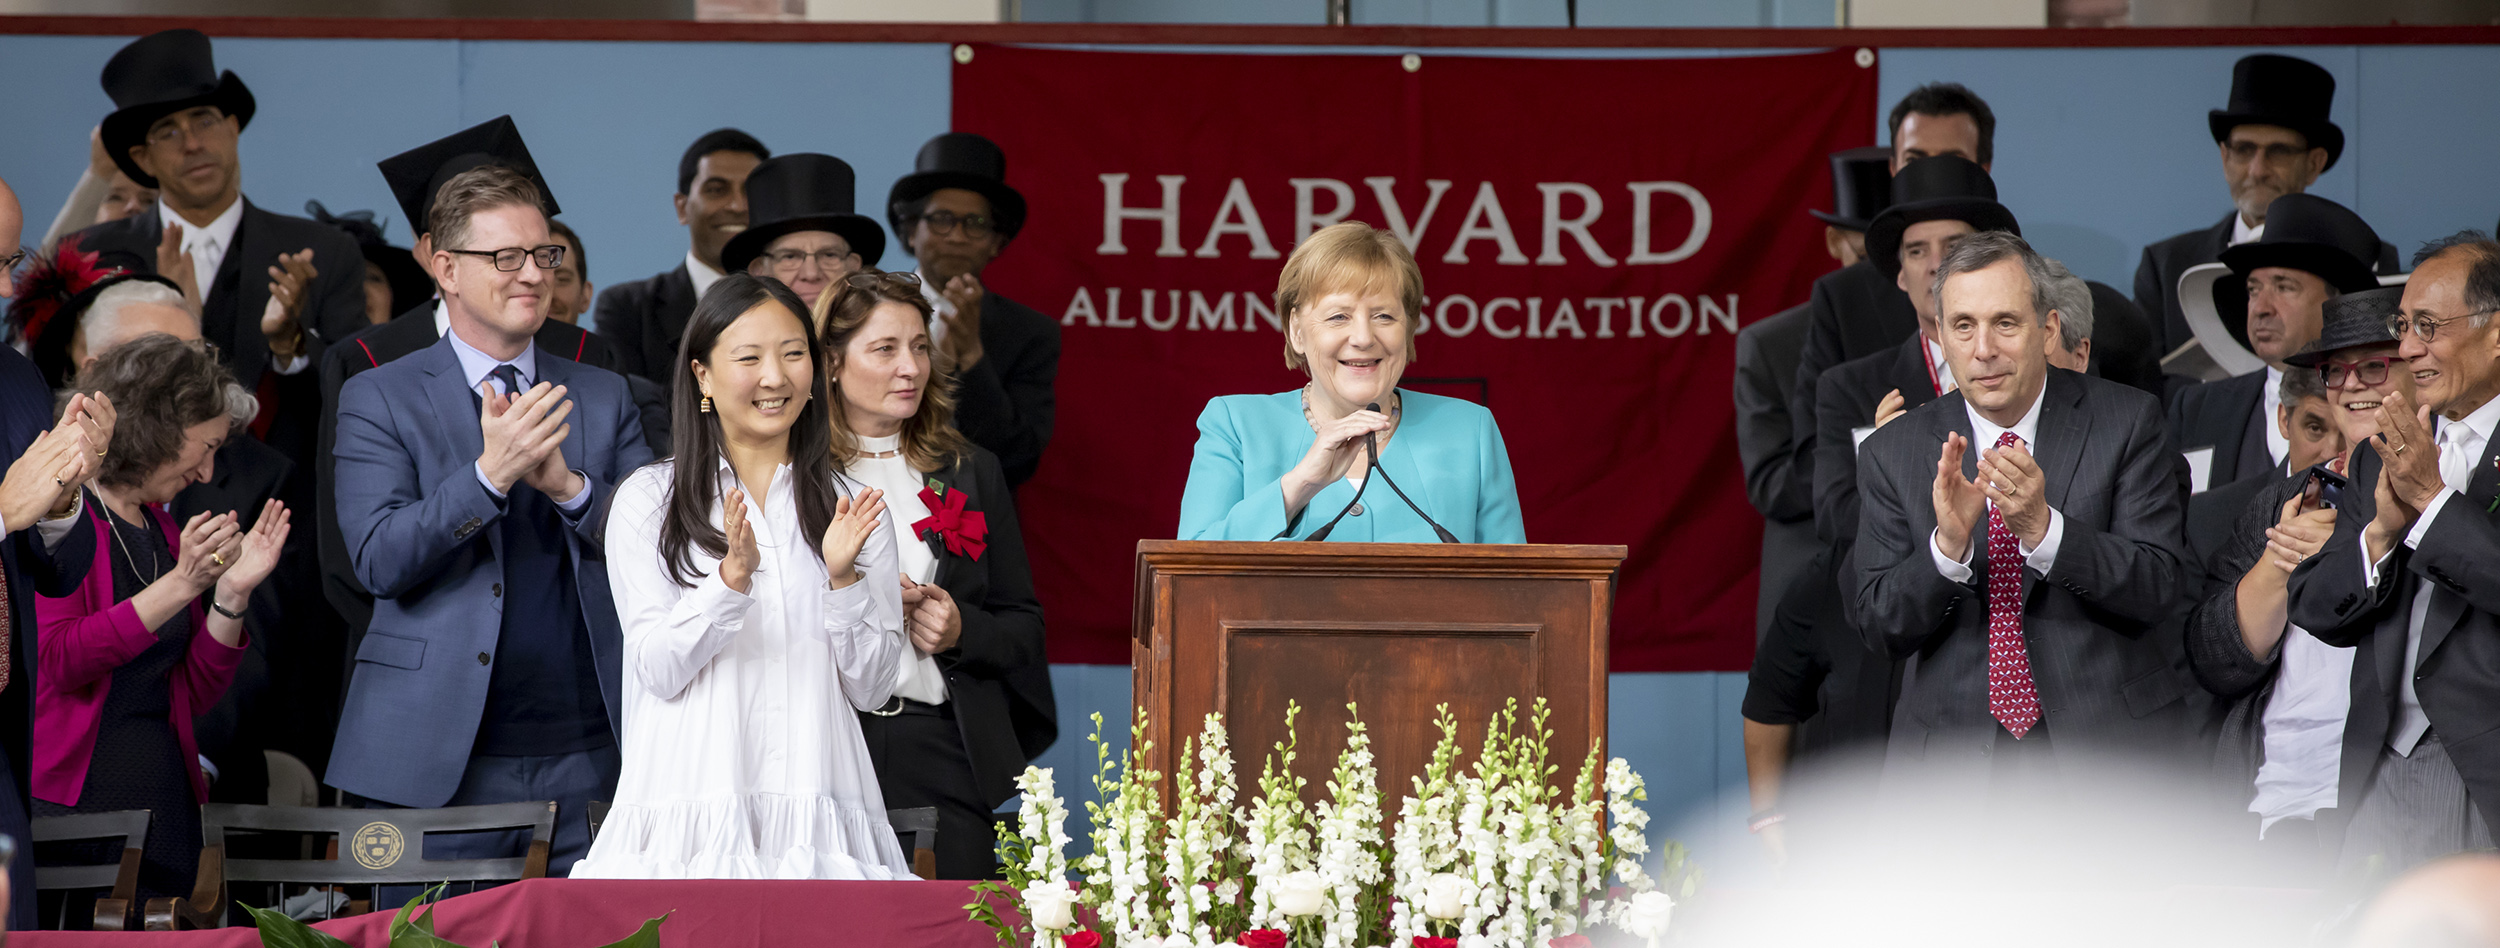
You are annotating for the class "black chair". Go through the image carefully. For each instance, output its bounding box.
[888,806,937,881]
[154,801,558,930]
[31,809,151,930]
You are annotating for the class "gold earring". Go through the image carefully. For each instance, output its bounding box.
[700,395,714,413]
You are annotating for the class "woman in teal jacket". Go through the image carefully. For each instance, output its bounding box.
[1178,222,1524,543]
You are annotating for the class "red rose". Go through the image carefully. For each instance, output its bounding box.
[1060,931,1102,948]
[1415,938,1458,948]
[1549,936,1595,948]
[1239,929,1289,948]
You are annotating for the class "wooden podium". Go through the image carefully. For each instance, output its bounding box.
[1131,540,1625,797]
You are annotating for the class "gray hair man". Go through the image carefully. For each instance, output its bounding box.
[1855,230,2190,813]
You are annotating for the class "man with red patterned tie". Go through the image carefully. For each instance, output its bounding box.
[1850,231,2194,801]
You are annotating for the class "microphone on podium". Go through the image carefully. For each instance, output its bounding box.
[1361,401,1461,543]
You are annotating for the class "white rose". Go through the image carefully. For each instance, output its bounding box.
[1273,869,1328,917]
[1619,890,1675,940]
[1158,935,1194,948]
[1022,880,1077,931]
[1422,872,1468,920]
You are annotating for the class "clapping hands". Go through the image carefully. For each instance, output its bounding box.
[821,488,886,590]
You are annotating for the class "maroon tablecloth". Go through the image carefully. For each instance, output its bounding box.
[17,878,1001,947]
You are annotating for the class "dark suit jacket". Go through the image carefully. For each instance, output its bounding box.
[2135,211,2406,358]
[2186,467,2285,590]
[1852,369,2193,769]
[591,263,699,383]
[2183,468,2310,828]
[955,291,1060,488]
[0,349,94,928]
[173,436,303,798]
[2289,436,2500,839]
[1814,335,1942,547]
[2168,370,2272,491]
[921,446,1056,808]
[315,304,634,675]
[1737,305,1816,638]
[325,338,651,806]
[2085,282,2167,399]
[69,200,365,396]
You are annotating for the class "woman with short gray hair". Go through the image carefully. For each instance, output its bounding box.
[31,332,291,903]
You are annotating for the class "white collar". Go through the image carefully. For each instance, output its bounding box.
[2439,392,2500,448]
[160,194,244,251]
[1923,334,1955,394]
[1962,379,2049,451]
[2231,214,2265,247]
[442,321,538,395]
[687,251,726,301]
[432,299,451,338]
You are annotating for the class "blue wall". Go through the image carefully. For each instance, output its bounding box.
[9,30,2499,882]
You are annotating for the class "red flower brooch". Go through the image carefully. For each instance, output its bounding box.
[913,485,987,560]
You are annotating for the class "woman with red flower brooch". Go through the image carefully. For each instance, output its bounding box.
[813,269,1050,882]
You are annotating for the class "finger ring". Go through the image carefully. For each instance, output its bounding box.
[2396,443,2410,454]
[51,477,62,487]
[212,552,226,567]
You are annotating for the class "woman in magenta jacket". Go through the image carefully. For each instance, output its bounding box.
[34,334,290,905]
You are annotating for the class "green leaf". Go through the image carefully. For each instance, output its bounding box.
[588,914,671,948]
[240,901,356,948]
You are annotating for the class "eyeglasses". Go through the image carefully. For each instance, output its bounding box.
[0,247,25,273]
[2223,140,2312,163]
[764,249,855,272]
[2319,356,2402,388]
[913,210,995,238]
[144,108,230,147]
[2387,309,2499,344]
[842,271,922,290]
[445,245,566,272]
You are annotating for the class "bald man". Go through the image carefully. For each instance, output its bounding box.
[1,176,22,298]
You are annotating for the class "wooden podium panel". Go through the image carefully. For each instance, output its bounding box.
[1133,541,1625,800]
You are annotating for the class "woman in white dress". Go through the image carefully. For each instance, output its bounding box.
[574,272,913,880]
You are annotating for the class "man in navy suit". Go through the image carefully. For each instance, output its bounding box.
[0,175,113,929]
[325,163,650,875]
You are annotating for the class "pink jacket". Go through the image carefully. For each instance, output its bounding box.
[34,501,243,806]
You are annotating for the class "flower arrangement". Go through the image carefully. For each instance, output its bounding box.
[969,699,1691,948]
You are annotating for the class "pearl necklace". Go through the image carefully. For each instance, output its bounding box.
[1299,383,1401,433]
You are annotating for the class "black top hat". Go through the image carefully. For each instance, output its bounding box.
[2284,286,2405,368]
[1810,147,1893,233]
[721,154,887,274]
[307,200,435,316]
[99,29,257,190]
[2217,193,2380,293]
[376,116,561,239]
[1864,156,2021,280]
[2210,54,2344,172]
[887,133,1027,245]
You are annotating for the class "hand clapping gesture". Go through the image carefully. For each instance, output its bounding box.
[2366,388,2440,560]
[718,486,760,595]
[167,511,242,598]
[260,249,318,361]
[939,273,986,369]
[0,393,118,532]
[820,487,886,591]
[1975,439,2052,548]
[1931,432,1989,563]
[476,381,579,500]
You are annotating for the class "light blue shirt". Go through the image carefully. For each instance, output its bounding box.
[1178,388,1525,543]
[445,324,590,514]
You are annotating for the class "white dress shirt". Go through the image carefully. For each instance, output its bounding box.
[2231,215,2265,247]
[1932,388,2066,582]
[2362,394,2500,756]
[687,251,725,303]
[1924,335,1956,395]
[2249,625,2357,836]
[443,326,591,515]
[160,197,308,375]
[2260,367,2289,469]
[844,434,949,705]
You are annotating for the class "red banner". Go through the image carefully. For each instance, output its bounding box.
[959,45,1876,671]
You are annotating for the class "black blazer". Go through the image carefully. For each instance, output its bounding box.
[2134,211,2406,358]
[955,291,1061,488]
[2289,436,2500,840]
[313,304,629,656]
[172,435,300,799]
[2183,469,2309,828]
[591,263,700,383]
[1737,304,1813,525]
[920,446,1055,808]
[1852,369,2194,768]
[1814,334,1941,547]
[2168,370,2271,490]
[0,348,96,876]
[2185,466,2284,588]
[69,200,365,390]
